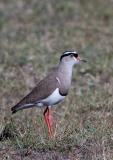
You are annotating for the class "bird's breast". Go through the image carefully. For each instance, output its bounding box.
[36,88,65,107]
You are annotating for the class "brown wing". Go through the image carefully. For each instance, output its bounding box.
[11,72,59,113]
[24,74,59,103]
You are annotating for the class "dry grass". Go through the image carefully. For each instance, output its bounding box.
[0,0,113,159]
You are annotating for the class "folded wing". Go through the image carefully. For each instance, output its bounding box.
[11,72,59,113]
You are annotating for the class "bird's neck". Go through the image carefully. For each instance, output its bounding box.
[58,61,73,86]
[59,61,73,72]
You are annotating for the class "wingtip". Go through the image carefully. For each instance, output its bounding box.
[11,107,17,114]
[12,110,16,114]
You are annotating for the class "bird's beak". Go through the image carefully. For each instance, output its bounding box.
[77,56,87,62]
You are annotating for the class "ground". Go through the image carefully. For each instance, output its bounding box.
[0,0,113,159]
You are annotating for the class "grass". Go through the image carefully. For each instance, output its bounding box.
[0,0,113,159]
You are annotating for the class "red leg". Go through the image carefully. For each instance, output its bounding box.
[43,107,52,138]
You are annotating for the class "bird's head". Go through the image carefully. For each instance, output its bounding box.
[60,51,87,66]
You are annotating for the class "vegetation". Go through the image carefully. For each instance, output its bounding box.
[0,0,113,159]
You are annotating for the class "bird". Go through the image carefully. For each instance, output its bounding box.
[11,51,86,138]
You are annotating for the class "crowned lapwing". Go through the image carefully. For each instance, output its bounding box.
[11,51,86,138]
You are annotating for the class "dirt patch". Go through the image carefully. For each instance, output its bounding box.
[1,138,113,160]
[1,149,69,160]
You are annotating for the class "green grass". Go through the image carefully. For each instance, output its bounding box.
[0,0,113,159]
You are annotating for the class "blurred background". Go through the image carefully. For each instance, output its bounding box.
[0,0,113,159]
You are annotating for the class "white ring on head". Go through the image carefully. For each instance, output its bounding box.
[63,51,77,55]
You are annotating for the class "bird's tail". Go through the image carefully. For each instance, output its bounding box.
[11,103,35,114]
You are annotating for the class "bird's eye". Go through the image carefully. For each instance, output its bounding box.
[74,54,78,58]
[70,54,74,57]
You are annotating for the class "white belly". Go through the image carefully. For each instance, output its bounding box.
[36,88,65,107]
